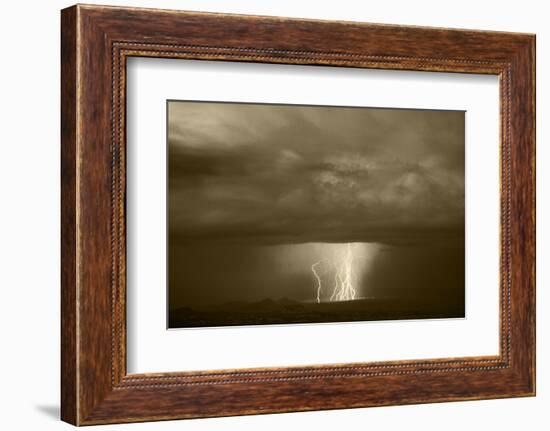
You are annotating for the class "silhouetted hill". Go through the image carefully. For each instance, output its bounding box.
[169,295,464,329]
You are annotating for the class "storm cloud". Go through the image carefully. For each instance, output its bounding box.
[168,101,464,246]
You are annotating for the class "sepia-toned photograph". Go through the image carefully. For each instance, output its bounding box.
[167,100,465,329]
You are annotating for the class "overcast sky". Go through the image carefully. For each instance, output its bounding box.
[168,101,464,246]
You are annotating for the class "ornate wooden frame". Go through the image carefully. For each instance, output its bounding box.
[61,4,535,425]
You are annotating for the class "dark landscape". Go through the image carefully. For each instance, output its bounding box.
[169,295,464,328]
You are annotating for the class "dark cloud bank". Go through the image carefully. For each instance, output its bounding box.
[169,101,464,245]
[167,101,465,320]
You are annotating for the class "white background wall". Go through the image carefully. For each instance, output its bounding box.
[0,0,546,429]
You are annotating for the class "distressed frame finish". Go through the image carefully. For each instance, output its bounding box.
[61,4,535,426]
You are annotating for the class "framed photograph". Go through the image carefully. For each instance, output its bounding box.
[61,4,535,425]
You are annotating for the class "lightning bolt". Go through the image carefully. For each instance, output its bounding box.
[311,261,322,304]
[341,243,356,301]
[330,264,342,301]
[314,243,358,303]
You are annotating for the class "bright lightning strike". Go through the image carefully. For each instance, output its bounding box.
[313,243,358,303]
[311,261,322,304]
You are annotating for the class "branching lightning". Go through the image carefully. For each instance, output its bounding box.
[311,261,322,304]
[312,243,358,303]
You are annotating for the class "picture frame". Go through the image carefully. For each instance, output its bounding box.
[61,4,535,425]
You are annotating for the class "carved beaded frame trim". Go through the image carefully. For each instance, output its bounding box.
[61,4,535,426]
